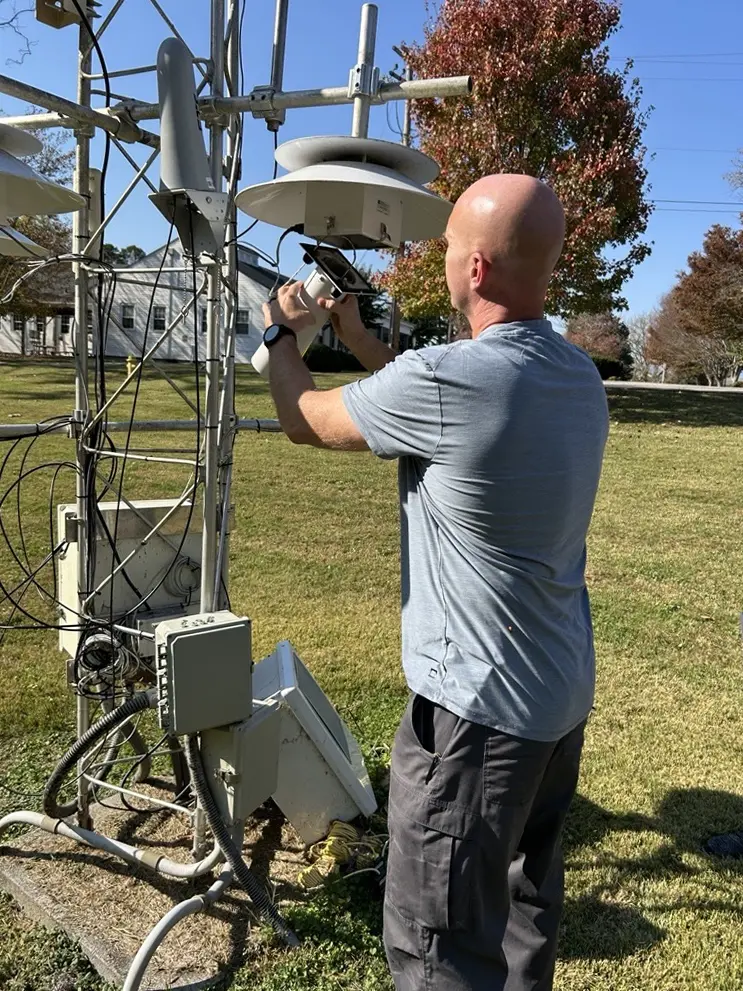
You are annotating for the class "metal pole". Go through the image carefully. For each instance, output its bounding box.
[351,3,378,139]
[390,64,412,353]
[0,75,473,130]
[200,0,226,616]
[72,6,93,832]
[270,0,289,94]
[193,0,227,860]
[0,73,157,145]
[0,418,283,439]
[216,0,242,607]
[402,65,412,148]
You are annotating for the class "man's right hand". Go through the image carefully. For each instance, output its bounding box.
[317,294,365,342]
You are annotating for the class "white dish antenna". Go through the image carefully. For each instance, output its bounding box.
[235,135,452,249]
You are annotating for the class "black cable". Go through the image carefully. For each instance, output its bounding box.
[0,418,71,616]
[106,220,175,637]
[42,688,156,818]
[184,735,299,947]
[268,225,302,299]
[0,541,68,648]
[228,130,280,245]
[97,228,203,624]
[0,462,84,627]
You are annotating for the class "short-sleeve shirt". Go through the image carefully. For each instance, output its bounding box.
[342,320,609,742]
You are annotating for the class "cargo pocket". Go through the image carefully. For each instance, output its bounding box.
[385,772,476,933]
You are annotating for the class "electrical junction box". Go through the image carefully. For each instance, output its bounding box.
[252,641,377,845]
[56,499,202,659]
[36,0,83,30]
[155,611,252,736]
[302,175,404,248]
[199,699,281,825]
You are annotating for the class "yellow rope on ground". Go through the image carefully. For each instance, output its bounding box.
[298,820,386,890]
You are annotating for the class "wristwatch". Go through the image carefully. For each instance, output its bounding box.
[263,324,297,348]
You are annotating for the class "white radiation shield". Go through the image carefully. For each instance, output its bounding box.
[0,122,85,221]
[235,135,452,249]
[0,226,48,257]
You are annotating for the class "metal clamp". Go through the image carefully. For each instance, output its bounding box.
[348,63,380,101]
[198,96,230,128]
[107,102,154,145]
[247,85,286,128]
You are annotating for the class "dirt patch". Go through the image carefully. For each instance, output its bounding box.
[0,784,310,990]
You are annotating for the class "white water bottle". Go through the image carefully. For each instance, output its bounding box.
[251,268,344,379]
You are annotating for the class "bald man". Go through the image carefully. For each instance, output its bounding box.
[263,174,609,991]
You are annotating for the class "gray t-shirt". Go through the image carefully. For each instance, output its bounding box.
[342,320,609,742]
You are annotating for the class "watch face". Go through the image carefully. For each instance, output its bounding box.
[264,324,281,344]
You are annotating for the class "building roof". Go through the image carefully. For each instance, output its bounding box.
[236,245,288,293]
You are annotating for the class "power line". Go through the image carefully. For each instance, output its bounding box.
[610,58,743,66]
[635,76,743,82]
[654,207,743,214]
[611,52,743,59]
[653,199,743,206]
[649,147,738,154]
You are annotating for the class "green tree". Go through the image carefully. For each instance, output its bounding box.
[381,0,651,321]
[102,244,147,267]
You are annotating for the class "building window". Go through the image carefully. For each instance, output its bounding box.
[122,304,135,330]
[13,314,24,336]
[87,308,93,334]
[200,307,207,334]
[236,309,250,335]
[60,314,71,335]
[153,305,166,332]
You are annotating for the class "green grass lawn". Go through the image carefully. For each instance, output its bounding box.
[0,360,742,990]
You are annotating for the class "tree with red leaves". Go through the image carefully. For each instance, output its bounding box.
[646,226,743,386]
[565,311,632,379]
[381,0,651,321]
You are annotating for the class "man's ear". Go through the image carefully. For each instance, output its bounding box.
[470,252,489,290]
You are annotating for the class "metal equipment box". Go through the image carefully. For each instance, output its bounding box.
[56,499,202,658]
[200,699,281,825]
[155,610,252,736]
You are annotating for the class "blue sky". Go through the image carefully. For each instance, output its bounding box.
[3,0,743,319]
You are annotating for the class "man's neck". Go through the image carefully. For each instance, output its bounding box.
[467,300,545,339]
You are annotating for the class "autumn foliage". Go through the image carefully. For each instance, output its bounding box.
[565,311,632,379]
[646,225,743,386]
[381,0,651,319]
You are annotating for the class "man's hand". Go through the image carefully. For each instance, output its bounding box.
[263,282,322,335]
[316,294,365,342]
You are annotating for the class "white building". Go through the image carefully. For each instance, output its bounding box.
[0,242,413,361]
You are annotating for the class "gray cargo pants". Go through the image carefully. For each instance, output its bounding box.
[383,694,585,991]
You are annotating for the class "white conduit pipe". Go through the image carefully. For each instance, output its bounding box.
[0,812,223,878]
[122,868,233,991]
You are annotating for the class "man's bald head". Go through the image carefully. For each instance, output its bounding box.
[443,174,565,332]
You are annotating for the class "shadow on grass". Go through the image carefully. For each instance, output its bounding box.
[606,388,743,428]
[559,787,743,960]
[4,784,743,985]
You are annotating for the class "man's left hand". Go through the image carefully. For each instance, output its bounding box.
[263,282,322,335]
